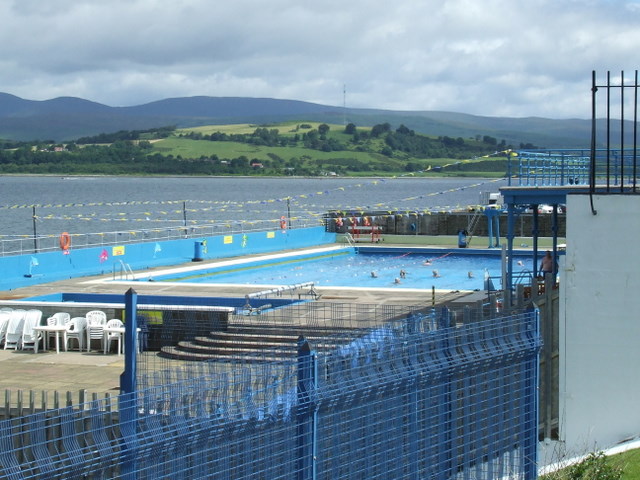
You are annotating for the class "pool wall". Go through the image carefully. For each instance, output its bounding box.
[17,292,295,309]
[356,246,509,256]
[0,227,336,292]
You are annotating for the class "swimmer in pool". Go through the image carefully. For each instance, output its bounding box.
[424,260,432,266]
[432,270,440,278]
[394,277,401,284]
[399,269,407,279]
[371,271,378,278]
[468,271,474,278]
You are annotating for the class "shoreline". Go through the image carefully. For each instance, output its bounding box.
[0,172,504,180]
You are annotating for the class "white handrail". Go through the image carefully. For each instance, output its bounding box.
[113,260,135,280]
[344,232,355,247]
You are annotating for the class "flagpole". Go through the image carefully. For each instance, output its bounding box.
[183,201,188,238]
[32,206,38,253]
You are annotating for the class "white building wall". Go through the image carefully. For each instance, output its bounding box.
[560,194,640,453]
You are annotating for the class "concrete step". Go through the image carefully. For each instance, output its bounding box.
[159,345,294,363]
[159,323,366,362]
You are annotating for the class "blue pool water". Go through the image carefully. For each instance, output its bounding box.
[150,249,536,291]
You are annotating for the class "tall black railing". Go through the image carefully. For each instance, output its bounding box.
[590,70,640,197]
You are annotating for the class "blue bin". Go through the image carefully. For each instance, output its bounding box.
[457,230,468,248]
[193,241,204,262]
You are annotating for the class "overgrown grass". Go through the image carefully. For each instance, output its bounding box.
[616,448,640,480]
[540,449,640,480]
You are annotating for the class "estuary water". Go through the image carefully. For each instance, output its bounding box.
[0,175,508,237]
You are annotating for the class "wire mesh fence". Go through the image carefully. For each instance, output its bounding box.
[0,303,541,480]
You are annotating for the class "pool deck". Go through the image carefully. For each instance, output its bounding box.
[0,242,511,402]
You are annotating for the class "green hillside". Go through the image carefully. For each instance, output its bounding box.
[148,121,509,176]
[0,121,511,176]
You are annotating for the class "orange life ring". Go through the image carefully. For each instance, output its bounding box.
[59,232,71,250]
[280,216,287,230]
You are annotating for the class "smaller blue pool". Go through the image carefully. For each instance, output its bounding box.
[146,247,537,291]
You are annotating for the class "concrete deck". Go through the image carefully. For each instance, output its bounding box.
[0,242,503,401]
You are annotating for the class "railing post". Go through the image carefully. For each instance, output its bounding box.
[120,287,138,479]
[121,287,138,394]
[436,309,454,480]
[296,336,317,480]
[523,309,541,480]
[505,204,517,308]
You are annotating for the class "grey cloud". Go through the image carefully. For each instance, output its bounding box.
[0,0,639,117]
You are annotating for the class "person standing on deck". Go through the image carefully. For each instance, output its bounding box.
[539,250,556,276]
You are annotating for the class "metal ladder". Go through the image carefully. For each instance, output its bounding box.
[465,210,482,246]
[344,232,355,248]
[113,260,135,280]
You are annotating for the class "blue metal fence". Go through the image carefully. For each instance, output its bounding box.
[512,149,591,187]
[512,147,640,190]
[0,308,541,479]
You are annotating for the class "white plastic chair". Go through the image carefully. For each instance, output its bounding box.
[104,319,124,355]
[0,311,11,347]
[66,317,87,351]
[4,309,26,350]
[85,310,107,352]
[21,309,43,352]
[45,312,71,352]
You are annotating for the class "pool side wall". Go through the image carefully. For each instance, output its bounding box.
[0,227,336,292]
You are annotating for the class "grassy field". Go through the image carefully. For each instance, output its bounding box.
[153,136,387,164]
[152,122,502,176]
[176,121,352,138]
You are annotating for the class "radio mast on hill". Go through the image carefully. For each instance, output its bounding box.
[343,84,347,126]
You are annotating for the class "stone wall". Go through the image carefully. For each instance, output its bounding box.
[327,211,565,237]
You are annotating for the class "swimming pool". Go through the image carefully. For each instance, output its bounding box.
[143,247,536,291]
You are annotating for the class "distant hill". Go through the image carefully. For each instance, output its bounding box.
[0,92,615,147]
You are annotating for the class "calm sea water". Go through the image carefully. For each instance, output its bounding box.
[0,176,508,237]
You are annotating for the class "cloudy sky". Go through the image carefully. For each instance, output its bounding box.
[1,0,638,119]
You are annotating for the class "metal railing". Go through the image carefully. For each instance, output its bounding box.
[509,146,640,190]
[0,306,541,480]
[510,149,591,187]
[0,217,323,257]
[590,70,640,194]
[113,260,135,281]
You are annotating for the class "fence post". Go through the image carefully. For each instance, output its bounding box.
[524,309,541,480]
[437,308,454,480]
[296,336,317,480]
[121,287,138,395]
[120,287,139,479]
